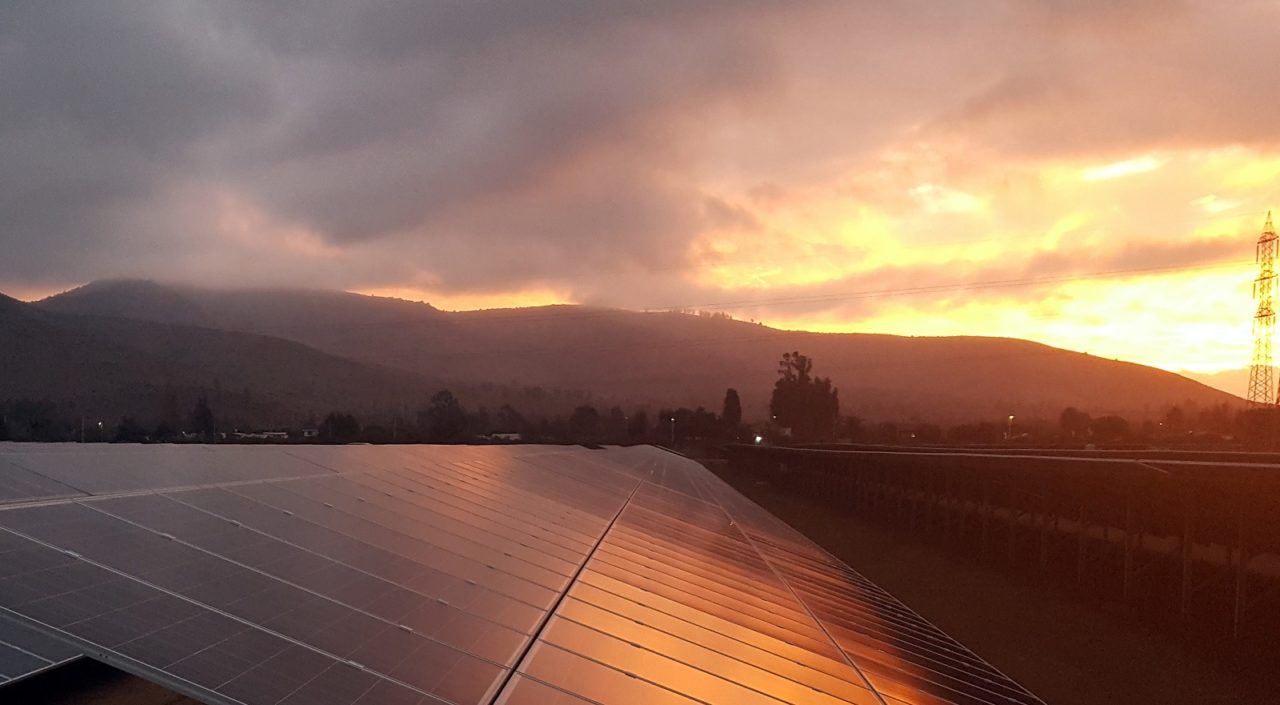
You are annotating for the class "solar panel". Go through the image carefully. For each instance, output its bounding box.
[0,618,79,686]
[1,445,339,495]
[0,456,85,505]
[0,444,1043,705]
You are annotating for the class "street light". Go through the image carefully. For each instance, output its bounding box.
[1006,414,1015,440]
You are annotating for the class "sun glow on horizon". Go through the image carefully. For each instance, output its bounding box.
[6,148,1276,386]
[354,286,573,312]
[662,145,1274,381]
[1082,155,1165,181]
[370,141,1272,379]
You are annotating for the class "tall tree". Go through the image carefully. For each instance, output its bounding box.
[190,396,216,440]
[569,405,600,441]
[722,388,742,436]
[423,390,468,443]
[1059,407,1091,440]
[495,404,526,434]
[468,406,492,438]
[114,417,148,443]
[769,351,839,442]
[7,399,65,441]
[1090,415,1130,442]
[161,392,182,431]
[627,410,649,442]
[319,412,361,442]
[604,406,627,443]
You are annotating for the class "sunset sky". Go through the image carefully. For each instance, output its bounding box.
[3,2,1279,383]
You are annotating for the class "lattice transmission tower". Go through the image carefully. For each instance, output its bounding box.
[1247,211,1278,406]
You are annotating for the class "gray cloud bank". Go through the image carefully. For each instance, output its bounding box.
[1,1,1276,308]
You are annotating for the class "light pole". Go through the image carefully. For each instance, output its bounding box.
[669,416,676,445]
[1006,414,1015,440]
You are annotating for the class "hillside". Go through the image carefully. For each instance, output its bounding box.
[0,297,445,429]
[37,280,1241,422]
[1181,368,1247,398]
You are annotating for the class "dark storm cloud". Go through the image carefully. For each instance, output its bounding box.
[0,1,272,278]
[935,1,1280,157]
[0,0,801,292]
[1,0,1277,309]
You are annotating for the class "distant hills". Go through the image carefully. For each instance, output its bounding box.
[13,279,1240,426]
[1180,368,1246,399]
[1,289,445,429]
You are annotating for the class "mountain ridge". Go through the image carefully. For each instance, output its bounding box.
[0,295,448,429]
[32,279,1240,423]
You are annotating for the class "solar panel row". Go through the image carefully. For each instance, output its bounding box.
[0,618,80,686]
[495,448,1042,705]
[0,443,1043,705]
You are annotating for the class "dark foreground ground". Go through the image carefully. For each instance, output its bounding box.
[2,658,200,704]
[709,463,1277,705]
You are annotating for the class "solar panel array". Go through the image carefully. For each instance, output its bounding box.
[0,443,1042,705]
[0,617,79,685]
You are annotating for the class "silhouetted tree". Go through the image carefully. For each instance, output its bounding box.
[495,404,526,434]
[114,417,148,443]
[161,392,182,432]
[722,389,742,438]
[1059,407,1090,440]
[769,351,839,442]
[1090,415,1130,442]
[569,405,600,441]
[690,406,719,440]
[423,390,468,443]
[627,410,649,442]
[1238,407,1280,447]
[838,415,864,441]
[468,406,492,437]
[948,421,1001,444]
[190,396,216,440]
[911,423,943,444]
[1163,405,1186,435]
[1199,403,1234,435]
[604,407,627,443]
[3,399,66,441]
[320,412,361,442]
[873,421,900,444]
[534,414,570,443]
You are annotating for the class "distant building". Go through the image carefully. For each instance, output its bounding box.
[231,430,290,441]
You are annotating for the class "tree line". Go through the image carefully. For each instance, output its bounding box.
[0,388,752,446]
[0,349,1257,447]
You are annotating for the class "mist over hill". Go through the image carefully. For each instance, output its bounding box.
[0,294,446,430]
[33,280,1240,424]
[1180,368,1247,399]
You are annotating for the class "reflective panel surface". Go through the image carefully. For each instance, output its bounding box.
[0,444,1042,705]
